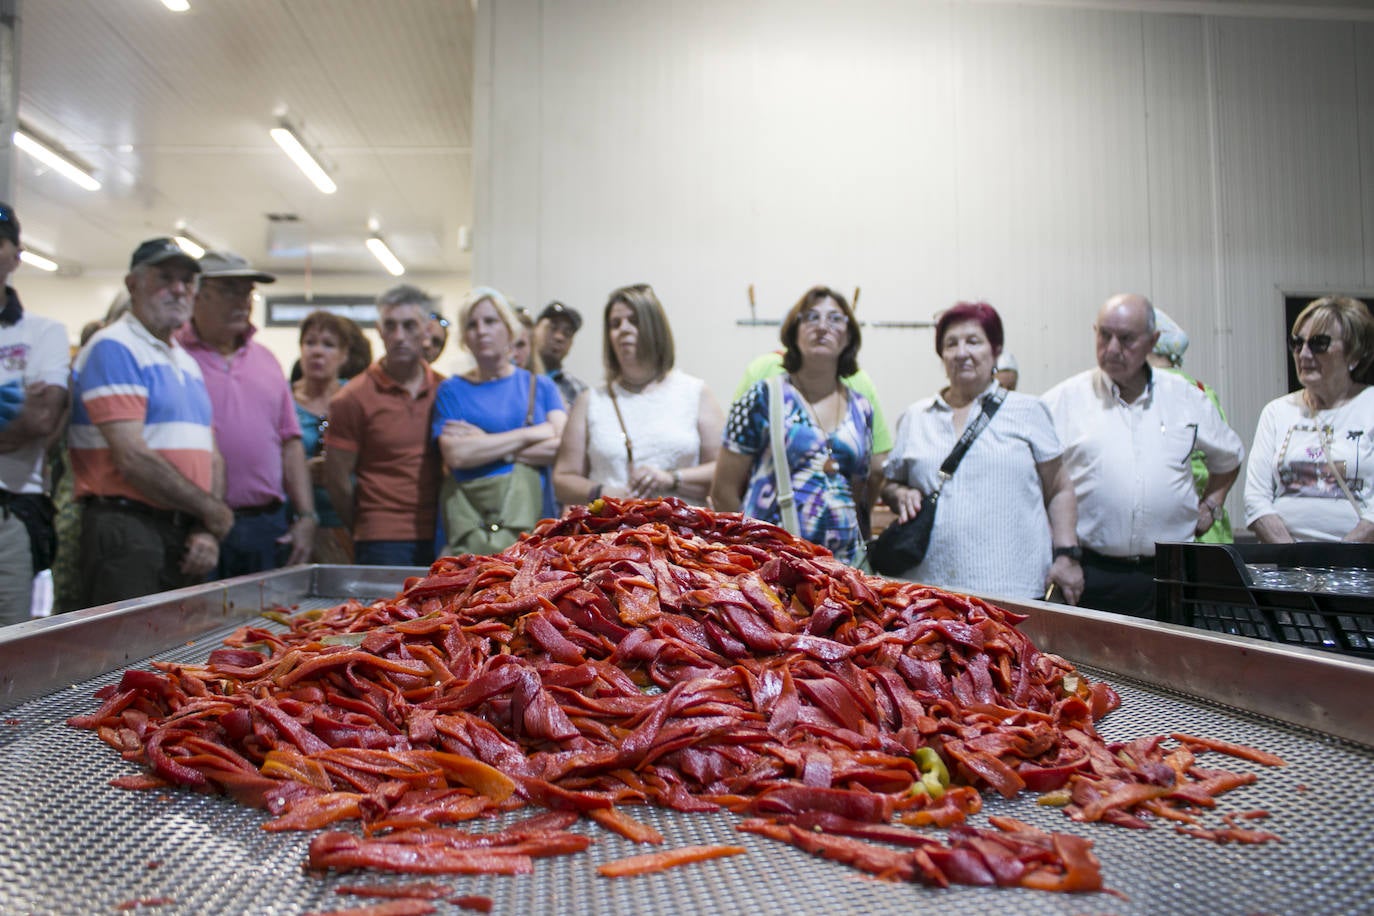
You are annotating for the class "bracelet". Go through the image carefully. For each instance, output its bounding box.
[670,470,681,492]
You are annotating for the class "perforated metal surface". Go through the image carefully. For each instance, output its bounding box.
[2,595,1372,916]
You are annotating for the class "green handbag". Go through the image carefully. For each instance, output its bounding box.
[439,462,544,556]
[439,370,545,557]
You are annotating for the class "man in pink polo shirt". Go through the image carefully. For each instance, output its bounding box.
[176,251,315,578]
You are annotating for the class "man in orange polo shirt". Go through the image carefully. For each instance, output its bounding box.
[323,284,443,566]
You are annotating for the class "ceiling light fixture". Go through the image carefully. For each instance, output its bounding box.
[161,0,190,11]
[173,222,211,258]
[173,236,204,258]
[13,128,102,191]
[269,119,337,194]
[365,236,405,276]
[19,249,58,272]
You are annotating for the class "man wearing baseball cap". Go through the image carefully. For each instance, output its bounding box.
[534,300,586,408]
[69,238,233,605]
[176,251,316,577]
[0,202,69,624]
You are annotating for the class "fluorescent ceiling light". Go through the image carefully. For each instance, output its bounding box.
[13,130,101,191]
[270,124,336,194]
[161,0,190,11]
[173,236,204,258]
[19,250,58,272]
[365,236,405,276]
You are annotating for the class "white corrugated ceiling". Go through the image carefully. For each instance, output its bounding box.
[9,0,473,277]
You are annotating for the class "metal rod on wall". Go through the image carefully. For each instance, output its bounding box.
[734,283,936,329]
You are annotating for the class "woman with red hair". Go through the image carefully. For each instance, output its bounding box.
[880,301,1082,602]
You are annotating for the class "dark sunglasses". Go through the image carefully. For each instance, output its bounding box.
[1289,333,1333,355]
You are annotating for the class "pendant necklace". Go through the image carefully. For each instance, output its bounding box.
[792,378,846,475]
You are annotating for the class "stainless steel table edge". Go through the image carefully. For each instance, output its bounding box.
[1003,594,1374,747]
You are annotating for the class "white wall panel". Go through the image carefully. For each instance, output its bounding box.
[1358,23,1374,285]
[475,0,1374,526]
[952,5,1153,389]
[1211,17,1366,470]
[1141,14,1222,388]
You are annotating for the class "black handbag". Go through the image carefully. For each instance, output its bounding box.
[869,388,1007,576]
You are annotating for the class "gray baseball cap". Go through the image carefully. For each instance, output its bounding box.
[198,250,276,284]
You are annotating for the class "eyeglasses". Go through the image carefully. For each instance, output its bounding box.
[1289,333,1333,355]
[428,312,450,328]
[800,311,849,328]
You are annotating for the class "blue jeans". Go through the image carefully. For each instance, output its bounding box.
[354,539,434,568]
[216,505,290,580]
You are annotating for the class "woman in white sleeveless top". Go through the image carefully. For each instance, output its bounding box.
[554,284,724,506]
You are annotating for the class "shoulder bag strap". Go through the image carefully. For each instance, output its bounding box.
[1320,428,1367,519]
[606,382,635,467]
[767,375,800,535]
[524,369,539,427]
[932,386,1008,495]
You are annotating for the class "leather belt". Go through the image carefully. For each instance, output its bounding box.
[1082,547,1155,569]
[82,495,196,529]
[233,499,284,518]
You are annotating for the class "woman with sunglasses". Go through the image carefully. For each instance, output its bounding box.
[711,286,879,566]
[1245,296,1374,542]
[554,283,723,507]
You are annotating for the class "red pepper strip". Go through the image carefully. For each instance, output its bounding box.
[786,811,943,848]
[276,649,433,689]
[1011,831,1102,893]
[144,727,209,788]
[1076,781,1176,822]
[115,898,177,911]
[588,807,665,844]
[334,883,453,900]
[109,773,168,790]
[308,833,535,875]
[408,751,516,801]
[304,901,436,916]
[1169,733,1287,767]
[1175,825,1282,844]
[263,791,363,832]
[67,688,138,730]
[596,844,745,878]
[450,896,493,914]
[738,820,916,881]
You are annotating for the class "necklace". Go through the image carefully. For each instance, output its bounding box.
[790,377,847,475]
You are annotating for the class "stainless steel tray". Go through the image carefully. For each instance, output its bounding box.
[2,567,1372,915]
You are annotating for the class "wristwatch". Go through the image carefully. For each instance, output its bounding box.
[1052,545,1082,561]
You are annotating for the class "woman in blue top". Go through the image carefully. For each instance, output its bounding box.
[431,288,565,555]
[712,286,880,566]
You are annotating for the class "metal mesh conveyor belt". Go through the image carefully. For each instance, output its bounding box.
[3,592,1373,916]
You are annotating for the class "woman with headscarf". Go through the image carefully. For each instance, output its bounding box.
[1147,309,1232,543]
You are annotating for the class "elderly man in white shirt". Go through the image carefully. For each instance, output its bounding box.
[1042,293,1244,617]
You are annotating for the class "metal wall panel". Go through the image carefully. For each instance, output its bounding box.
[1211,17,1366,486]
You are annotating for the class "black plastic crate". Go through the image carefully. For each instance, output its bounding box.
[1154,542,1374,658]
